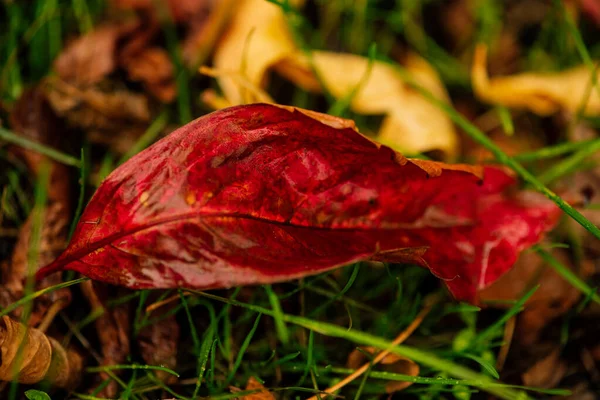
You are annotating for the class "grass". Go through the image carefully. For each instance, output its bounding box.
[1,0,599,399]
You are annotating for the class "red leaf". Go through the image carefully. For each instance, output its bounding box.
[36,104,560,303]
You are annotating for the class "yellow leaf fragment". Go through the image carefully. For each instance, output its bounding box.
[472,44,600,116]
[209,0,458,158]
[277,51,458,157]
[212,0,298,105]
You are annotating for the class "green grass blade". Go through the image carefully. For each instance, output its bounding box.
[536,138,600,185]
[0,127,81,167]
[86,364,180,378]
[225,312,262,385]
[192,322,215,397]
[265,285,290,345]
[68,146,89,240]
[191,291,530,400]
[0,277,88,318]
[536,247,600,305]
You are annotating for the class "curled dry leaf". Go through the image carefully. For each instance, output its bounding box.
[1,88,72,326]
[0,316,82,388]
[347,346,419,393]
[211,0,458,158]
[44,77,151,154]
[472,44,600,116]
[37,104,560,303]
[81,281,131,398]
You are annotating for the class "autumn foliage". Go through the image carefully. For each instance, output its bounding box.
[37,104,560,303]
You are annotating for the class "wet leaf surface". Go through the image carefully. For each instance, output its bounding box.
[37,104,560,303]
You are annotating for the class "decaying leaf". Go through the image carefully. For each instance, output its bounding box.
[36,104,560,303]
[54,23,139,86]
[0,316,82,388]
[81,281,131,398]
[347,346,419,393]
[239,377,275,400]
[480,249,590,345]
[472,44,600,116]
[122,47,176,102]
[1,88,73,326]
[211,0,458,158]
[522,349,567,389]
[44,77,151,154]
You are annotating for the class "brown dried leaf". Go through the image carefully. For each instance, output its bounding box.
[240,377,276,400]
[54,23,138,86]
[44,77,150,154]
[0,316,82,388]
[3,203,72,326]
[472,44,600,116]
[122,47,176,102]
[2,88,72,326]
[480,250,589,345]
[347,347,419,393]
[44,78,150,128]
[522,349,567,389]
[81,281,131,398]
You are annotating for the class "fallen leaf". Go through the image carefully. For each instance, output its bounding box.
[45,78,150,127]
[347,346,419,393]
[240,377,275,400]
[36,104,560,303]
[81,281,131,398]
[122,47,176,102]
[2,88,73,327]
[472,44,600,116]
[212,0,297,105]
[44,77,151,154]
[211,0,458,158]
[480,249,589,345]
[522,349,567,388]
[277,51,459,158]
[54,23,138,86]
[0,316,82,388]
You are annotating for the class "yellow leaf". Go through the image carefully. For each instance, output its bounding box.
[210,0,458,159]
[472,44,600,116]
[212,0,298,105]
[276,51,458,158]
